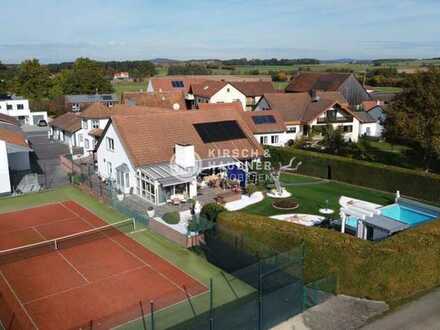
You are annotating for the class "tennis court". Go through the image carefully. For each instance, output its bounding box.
[0,201,207,330]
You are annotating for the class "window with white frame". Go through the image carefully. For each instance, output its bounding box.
[78,134,83,143]
[259,136,268,145]
[343,125,353,133]
[82,120,88,129]
[6,104,12,110]
[271,135,279,144]
[287,126,297,133]
[72,104,80,112]
[137,172,156,203]
[107,161,112,177]
[84,139,90,150]
[91,120,99,129]
[106,137,115,151]
[17,104,24,110]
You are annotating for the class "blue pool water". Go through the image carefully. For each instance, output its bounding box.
[380,204,437,226]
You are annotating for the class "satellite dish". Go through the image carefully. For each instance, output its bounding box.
[173,103,180,111]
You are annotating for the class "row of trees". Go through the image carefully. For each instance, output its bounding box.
[222,58,320,66]
[384,67,440,170]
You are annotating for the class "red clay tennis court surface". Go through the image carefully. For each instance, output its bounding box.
[0,201,207,330]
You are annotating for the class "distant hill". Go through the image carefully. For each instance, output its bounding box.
[150,58,181,65]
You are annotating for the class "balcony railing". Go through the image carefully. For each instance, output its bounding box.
[317,117,353,124]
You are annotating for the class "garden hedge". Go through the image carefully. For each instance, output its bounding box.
[267,147,440,204]
[217,211,440,305]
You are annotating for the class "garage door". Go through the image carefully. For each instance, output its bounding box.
[32,115,44,125]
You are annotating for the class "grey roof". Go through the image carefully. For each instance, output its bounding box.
[354,111,377,123]
[140,156,240,187]
[140,162,194,187]
[65,94,119,103]
[362,215,409,234]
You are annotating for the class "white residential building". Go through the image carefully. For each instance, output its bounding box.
[96,109,263,205]
[0,97,48,126]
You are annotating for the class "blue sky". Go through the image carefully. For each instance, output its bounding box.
[1,0,439,63]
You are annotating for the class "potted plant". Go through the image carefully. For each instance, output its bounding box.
[147,206,155,218]
[116,189,124,201]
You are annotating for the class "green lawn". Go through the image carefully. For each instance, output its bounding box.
[370,86,403,93]
[113,81,148,97]
[0,186,254,330]
[244,173,394,217]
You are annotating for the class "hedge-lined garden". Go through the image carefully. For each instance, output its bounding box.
[267,147,440,204]
[217,211,440,305]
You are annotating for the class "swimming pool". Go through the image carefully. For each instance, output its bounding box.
[380,204,438,226]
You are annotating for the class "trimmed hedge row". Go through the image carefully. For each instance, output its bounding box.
[267,147,440,204]
[217,211,440,305]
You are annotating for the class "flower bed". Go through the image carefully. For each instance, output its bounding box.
[272,198,299,210]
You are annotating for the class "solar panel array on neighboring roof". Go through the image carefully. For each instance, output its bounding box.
[252,115,276,125]
[194,121,246,143]
[171,81,185,88]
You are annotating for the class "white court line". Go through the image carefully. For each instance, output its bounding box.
[61,202,191,295]
[0,271,39,329]
[32,227,90,284]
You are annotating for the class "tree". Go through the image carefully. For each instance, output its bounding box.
[14,59,51,100]
[319,125,347,154]
[52,58,113,95]
[168,64,210,75]
[0,61,7,97]
[385,67,440,170]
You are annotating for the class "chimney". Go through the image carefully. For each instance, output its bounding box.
[174,144,195,169]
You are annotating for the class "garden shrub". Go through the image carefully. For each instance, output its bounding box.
[267,147,440,204]
[200,203,226,222]
[162,212,180,225]
[217,211,440,305]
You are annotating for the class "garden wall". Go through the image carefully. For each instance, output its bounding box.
[217,211,440,305]
[267,147,440,204]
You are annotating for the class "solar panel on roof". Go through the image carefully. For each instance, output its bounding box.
[171,80,184,88]
[252,115,276,125]
[194,121,246,143]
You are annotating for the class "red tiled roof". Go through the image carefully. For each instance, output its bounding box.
[230,81,275,97]
[149,77,208,94]
[50,112,81,133]
[286,73,351,93]
[190,81,227,98]
[262,93,311,123]
[362,100,384,112]
[240,111,286,134]
[80,103,114,119]
[0,127,28,147]
[122,91,187,110]
[197,102,244,112]
[109,110,263,168]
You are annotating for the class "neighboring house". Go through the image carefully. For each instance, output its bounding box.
[0,96,48,126]
[286,73,371,106]
[198,102,290,146]
[79,102,171,156]
[64,94,119,113]
[78,103,115,155]
[229,81,275,111]
[49,112,82,149]
[362,100,386,122]
[147,75,272,93]
[189,80,275,111]
[0,115,32,194]
[113,72,130,81]
[95,110,263,204]
[121,91,187,110]
[256,93,376,143]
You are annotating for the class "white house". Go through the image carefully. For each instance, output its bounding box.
[0,97,48,126]
[255,93,380,143]
[190,81,275,111]
[49,112,82,150]
[95,109,263,205]
[0,115,32,194]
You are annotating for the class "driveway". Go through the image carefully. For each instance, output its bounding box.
[23,126,70,188]
[361,288,440,330]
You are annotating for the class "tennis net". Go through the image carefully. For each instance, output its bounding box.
[0,219,135,265]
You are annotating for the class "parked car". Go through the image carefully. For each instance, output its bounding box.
[37,119,48,127]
